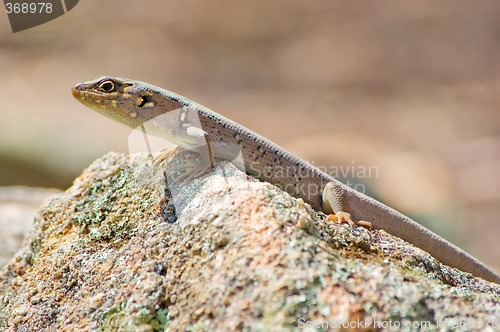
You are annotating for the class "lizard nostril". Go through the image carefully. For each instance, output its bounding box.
[71,85,81,98]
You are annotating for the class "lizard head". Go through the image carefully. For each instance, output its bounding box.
[72,76,185,129]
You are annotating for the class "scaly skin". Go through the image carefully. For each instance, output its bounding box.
[72,76,500,284]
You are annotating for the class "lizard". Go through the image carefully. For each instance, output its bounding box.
[71,76,500,284]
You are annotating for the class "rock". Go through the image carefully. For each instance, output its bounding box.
[0,149,498,331]
[0,186,61,267]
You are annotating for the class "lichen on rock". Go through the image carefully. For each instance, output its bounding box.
[0,149,498,331]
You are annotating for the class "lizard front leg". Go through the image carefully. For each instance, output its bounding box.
[155,126,216,182]
[322,181,372,228]
[176,126,215,182]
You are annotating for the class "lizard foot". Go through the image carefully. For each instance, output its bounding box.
[327,211,355,227]
[153,148,213,183]
[153,149,170,167]
[326,211,372,228]
[176,163,212,183]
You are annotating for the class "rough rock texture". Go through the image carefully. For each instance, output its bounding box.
[0,149,499,331]
[0,187,61,267]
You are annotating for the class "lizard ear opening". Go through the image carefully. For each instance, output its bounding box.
[137,95,155,108]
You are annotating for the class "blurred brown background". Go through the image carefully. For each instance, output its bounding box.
[0,1,498,268]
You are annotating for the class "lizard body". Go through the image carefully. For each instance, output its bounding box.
[72,76,500,284]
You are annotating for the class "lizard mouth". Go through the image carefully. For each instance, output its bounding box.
[71,83,117,115]
[71,83,115,103]
[71,83,99,101]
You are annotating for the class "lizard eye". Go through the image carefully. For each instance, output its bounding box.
[98,80,116,92]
